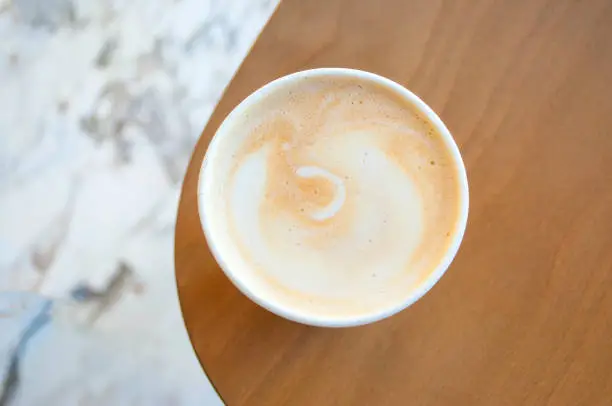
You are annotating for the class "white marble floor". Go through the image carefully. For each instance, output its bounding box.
[0,0,278,404]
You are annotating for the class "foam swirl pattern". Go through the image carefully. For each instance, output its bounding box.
[201,74,463,320]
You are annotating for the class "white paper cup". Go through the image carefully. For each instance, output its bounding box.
[198,68,469,327]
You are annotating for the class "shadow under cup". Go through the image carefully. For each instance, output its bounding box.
[198,68,469,327]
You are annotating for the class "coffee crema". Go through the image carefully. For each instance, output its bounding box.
[201,74,463,320]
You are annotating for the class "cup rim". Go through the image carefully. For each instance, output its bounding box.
[198,68,469,327]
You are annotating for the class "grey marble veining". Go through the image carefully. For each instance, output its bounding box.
[0,0,279,404]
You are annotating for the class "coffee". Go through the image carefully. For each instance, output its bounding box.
[200,71,466,323]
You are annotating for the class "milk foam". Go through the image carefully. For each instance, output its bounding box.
[202,75,462,318]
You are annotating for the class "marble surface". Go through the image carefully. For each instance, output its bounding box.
[0,0,278,404]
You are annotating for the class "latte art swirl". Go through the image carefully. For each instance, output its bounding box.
[292,166,346,222]
[203,75,462,318]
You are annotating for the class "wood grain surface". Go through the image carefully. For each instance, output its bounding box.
[175,0,612,404]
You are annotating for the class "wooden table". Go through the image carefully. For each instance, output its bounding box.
[175,0,612,404]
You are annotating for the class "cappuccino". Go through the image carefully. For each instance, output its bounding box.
[199,69,468,326]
